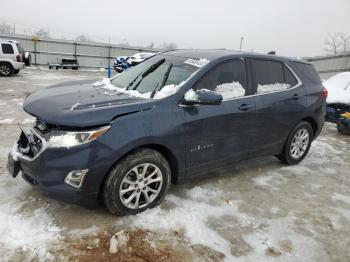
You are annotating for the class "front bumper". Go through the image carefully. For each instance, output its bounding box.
[7,128,118,209]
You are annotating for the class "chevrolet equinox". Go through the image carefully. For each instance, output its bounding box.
[7,50,326,215]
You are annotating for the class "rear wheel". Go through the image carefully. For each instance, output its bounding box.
[0,63,13,77]
[277,121,313,165]
[103,149,171,216]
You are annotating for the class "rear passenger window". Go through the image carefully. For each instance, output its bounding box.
[252,60,298,94]
[1,43,14,54]
[194,60,247,100]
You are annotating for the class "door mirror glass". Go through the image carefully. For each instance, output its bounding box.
[182,89,223,105]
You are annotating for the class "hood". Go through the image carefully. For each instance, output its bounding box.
[23,80,160,127]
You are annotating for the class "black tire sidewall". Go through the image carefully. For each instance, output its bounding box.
[283,121,313,165]
[103,149,171,216]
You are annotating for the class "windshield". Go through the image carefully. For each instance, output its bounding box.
[111,55,199,97]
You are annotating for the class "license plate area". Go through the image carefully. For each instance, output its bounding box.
[7,153,21,178]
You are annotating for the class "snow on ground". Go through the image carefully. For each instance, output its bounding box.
[0,118,14,124]
[0,69,350,261]
[132,187,244,260]
[0,174,61,262]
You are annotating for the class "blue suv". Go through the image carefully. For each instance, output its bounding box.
[7,50,326,215]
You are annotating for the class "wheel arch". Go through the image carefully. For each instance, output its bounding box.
[300,116,318,138]
[0,61,14,69]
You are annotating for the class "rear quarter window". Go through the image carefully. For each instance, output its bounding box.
[1,43,14,54]
[291,62,321,84]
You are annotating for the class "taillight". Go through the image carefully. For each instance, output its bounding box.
[322,87,328,99]
[16,55,22,62]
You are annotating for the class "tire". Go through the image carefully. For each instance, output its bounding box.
[103,148,171,216]
[277,121,313,165]
[337,122,350,135]
[24,54,31,66]
[13,69,20,75]
[0,63,13,77]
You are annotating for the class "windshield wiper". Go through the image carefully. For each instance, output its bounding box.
[126,58,165,90]
[151,63,173,98]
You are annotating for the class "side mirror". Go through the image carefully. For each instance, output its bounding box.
[182,89,223,106]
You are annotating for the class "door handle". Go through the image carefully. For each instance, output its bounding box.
[293,94,303,100]
[238,104,254,111]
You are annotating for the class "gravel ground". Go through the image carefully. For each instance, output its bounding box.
[0,68,349,262]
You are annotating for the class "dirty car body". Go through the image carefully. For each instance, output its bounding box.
[7,50,326,211]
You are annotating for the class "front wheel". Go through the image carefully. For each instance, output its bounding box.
[277,121,313,165]
[103,149,171,216]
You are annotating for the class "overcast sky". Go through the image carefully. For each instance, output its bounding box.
[1,0,349,57]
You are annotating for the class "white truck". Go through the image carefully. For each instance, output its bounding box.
[0,40,30,77]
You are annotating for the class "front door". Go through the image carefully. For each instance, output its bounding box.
[183,58,256,174]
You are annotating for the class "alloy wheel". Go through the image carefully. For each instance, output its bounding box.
[119,163,163,209]
[290,128,310,159]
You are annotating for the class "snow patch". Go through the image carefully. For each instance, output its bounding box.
[93,78,151,99]
[109,230,129,254]
[257,83,290,94]
[215,82,245,100]
[22,118,35,124]
[0,118,14,124]
[153,84,178,99]
[0,175,61,261]
[70,102,80,111]
[132,186,251,260]
[332,193,350,205]
[184,58,210,68]
[184,88,198,101]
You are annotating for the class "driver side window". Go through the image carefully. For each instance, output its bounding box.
[193,59,247,100]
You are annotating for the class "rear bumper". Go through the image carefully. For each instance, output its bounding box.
[12,62,24,70]
[8,129,119,209]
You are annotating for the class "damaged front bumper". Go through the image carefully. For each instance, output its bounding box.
[7,125,118,209]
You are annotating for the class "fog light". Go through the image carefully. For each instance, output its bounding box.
[64,169,88,188]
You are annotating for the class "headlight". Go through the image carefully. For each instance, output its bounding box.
[46,125,110,148]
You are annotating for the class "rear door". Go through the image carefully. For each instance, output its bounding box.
[248,58,306,158]
[183,58,256,174]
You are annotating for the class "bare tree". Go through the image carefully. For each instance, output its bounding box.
[161,42,177,50]
[166,42,177,50]
[75,34,91,43]
[339,32,350,53]
[0,22,13,35]
[324,32,350,55]
[34,29,51,39]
